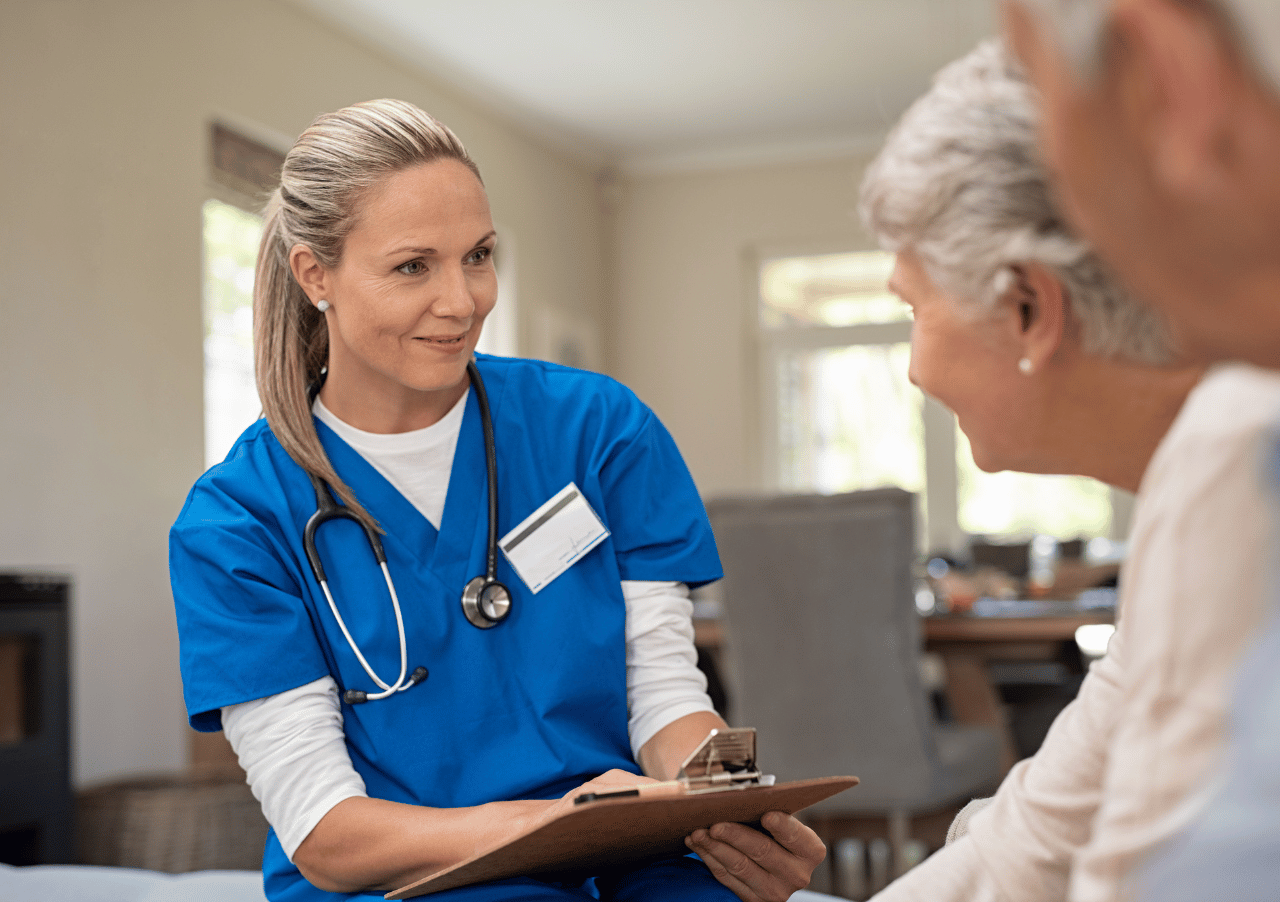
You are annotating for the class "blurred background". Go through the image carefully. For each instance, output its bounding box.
[1,1,1126,892]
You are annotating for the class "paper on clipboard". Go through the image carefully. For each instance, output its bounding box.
[574,727,773,803]
[385,730,858,899]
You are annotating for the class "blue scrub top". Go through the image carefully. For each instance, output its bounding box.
[170,355,723,901]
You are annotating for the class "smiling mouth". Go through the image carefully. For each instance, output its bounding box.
[416,334,467,346]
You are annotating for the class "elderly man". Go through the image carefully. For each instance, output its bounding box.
[1002,2,1280,901]
[859,27,1280,902]
[1003,0,1280,367]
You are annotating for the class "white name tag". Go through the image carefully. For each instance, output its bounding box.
[499,483,610,594]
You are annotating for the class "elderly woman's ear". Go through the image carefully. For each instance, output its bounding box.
[1001,263,1068,375]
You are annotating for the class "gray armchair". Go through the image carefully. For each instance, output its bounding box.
[706,489,1001,891]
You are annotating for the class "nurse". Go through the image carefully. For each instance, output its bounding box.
[169,99,824,902]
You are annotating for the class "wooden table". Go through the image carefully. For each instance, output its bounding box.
[694,603,1114,775]
[925,606,1114,774]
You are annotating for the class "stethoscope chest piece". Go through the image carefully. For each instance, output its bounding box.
[459,358,511,630]
[461,576,512,629]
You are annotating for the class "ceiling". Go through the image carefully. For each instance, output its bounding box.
[289,0,998,174]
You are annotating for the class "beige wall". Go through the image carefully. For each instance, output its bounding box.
[0,0,606,785]
[1,0,899,789]
[610,156,879,499]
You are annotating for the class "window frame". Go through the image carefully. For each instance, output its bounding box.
[751,242,1129,555]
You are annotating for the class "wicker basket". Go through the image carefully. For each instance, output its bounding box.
[77,775,268,873]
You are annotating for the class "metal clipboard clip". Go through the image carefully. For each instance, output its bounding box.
[675,727,777,794]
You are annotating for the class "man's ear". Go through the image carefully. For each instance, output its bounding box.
[289,244,330,305]
[1002,263,1067,371]
[1112,0,1240,198]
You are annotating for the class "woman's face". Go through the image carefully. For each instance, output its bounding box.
[889,250,1029,473]
[316,159,497,425]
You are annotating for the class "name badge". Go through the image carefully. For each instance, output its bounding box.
[500,483,610,594]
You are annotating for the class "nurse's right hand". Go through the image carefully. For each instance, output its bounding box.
[295,771,653,894]
[534,769,660,828]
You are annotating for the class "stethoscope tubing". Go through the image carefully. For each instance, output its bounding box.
[471,359,501,586]
[305,473,416,701]
[318,563,410,701]
[303,359,507,704]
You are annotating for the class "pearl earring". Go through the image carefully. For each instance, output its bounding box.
[1018,358,1033,375]
[316,300,331,313]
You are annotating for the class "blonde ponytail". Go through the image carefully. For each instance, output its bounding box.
[252,100,481,531]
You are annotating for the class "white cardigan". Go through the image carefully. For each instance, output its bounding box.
[872,364,1280,902]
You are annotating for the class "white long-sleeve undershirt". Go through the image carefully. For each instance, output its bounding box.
[223,395,715,858]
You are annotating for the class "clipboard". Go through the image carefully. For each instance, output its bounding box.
[386,729,858,899]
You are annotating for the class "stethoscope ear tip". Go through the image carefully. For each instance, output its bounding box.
[343,667,428,706]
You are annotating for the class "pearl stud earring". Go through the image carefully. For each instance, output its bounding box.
[1018,358,1033,375]
[316,300,331,313]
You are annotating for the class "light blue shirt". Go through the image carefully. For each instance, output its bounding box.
[1138,431,1280,900]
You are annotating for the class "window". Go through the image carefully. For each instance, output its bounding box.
[202,123,283,469]
[955,432,1112,539]
[759,249,1118,552]
[202,198,264,468]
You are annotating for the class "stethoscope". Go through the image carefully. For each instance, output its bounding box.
[302,359,512,705]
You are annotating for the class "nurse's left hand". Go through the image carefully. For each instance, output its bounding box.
[685,810,826,902]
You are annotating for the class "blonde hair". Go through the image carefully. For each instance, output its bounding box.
[254,99,482,530]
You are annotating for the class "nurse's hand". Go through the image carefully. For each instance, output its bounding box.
[534,769,659,828]
[686,810,826,902]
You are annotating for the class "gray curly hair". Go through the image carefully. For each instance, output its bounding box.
[859,39,1171,363]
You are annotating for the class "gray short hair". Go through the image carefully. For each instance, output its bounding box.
[1016,0,1280,90]
[859,39,1171,363]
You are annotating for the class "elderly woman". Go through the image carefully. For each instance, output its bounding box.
[858,40,1280,901]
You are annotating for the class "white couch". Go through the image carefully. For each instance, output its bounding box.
[0,865,269,902]
[0,865,843,901]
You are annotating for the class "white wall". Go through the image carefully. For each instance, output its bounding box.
[0,0,606,786]
[609,156,879,498]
